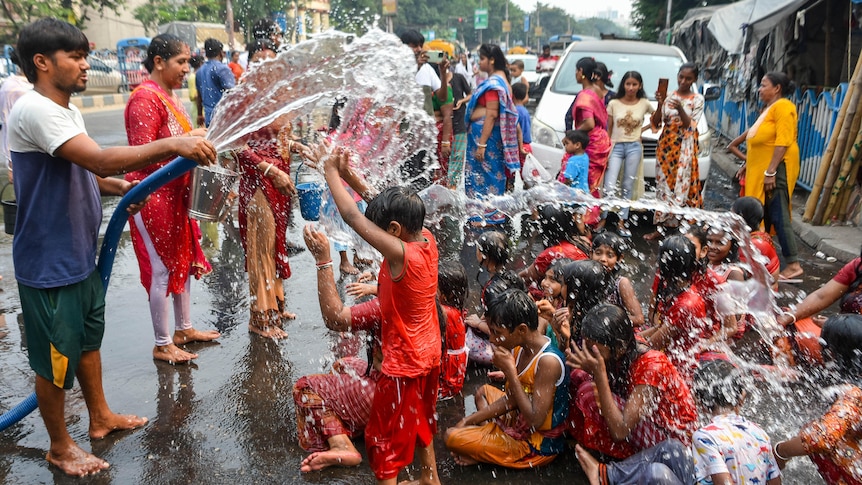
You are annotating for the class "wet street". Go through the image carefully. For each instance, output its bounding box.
[0,106,843,484]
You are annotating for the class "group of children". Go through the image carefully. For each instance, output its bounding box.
[290,147,860,485]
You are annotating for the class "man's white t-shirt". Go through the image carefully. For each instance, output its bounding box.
[415,63,441,91]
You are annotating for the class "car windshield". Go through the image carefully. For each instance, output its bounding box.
[552,51,684,99]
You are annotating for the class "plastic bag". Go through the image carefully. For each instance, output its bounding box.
[521,153,552,188]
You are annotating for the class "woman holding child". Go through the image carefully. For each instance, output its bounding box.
[124,33,220,364]
[572,57,612,196]
[465,43,521,225]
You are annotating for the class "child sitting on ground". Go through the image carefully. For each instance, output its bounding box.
[691,359,781,485]
[558,129,590,192]
[591,231,644,327]
[319,145,442,485]
[445,288,569,469]
[465,231,510,366]
[438,260,469,400]
[731,196,780,287]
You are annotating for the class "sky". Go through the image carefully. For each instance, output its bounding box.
[509,0,634,18]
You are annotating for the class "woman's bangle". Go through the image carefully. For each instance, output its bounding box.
[315,259,333,268]
[764,170,777,177]
[317,262,333,271]
[780,311,796,325]
[441,141,450,146]
[477,142,487,148]
[263,163,274,177]
[773,441,791,461]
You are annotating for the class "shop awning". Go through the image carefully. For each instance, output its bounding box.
[707,0,810,54]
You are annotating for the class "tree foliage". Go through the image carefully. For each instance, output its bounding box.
[133,0,225,37]
[632,0,731,42]
[0,0,125,43]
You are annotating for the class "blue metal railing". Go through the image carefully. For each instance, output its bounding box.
[705,83,848,191]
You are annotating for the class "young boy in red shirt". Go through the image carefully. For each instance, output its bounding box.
[320,146,442,485]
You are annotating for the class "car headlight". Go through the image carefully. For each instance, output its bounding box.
[532,118,563,149]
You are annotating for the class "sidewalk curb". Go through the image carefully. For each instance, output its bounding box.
[71,88,190,112]
[710,144,860,264]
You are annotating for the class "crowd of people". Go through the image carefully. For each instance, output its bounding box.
[2,16,859,485]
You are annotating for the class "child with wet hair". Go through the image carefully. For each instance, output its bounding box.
[568,304,697,477]
[536,258,573,350]
[731,196,780,286]
[691,359,781,485]
[559,259,616,349]
[591,231,644,327]
[445,288,569,469]
[520,203,591,293]
[438,260,469,400]
[318,146,442,484]
[466,268,525,367]
[705,224,744,283]
[465,230,511,366]
[641,235,727,380]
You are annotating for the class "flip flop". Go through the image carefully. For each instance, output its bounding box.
[778,276,804,284]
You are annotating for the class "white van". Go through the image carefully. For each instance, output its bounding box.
[530,40,715,190]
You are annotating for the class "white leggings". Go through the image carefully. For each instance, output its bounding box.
[133,213,193,347]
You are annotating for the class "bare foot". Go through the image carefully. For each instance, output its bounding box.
[450,452,478,466]
[153,344,198,365]
[248,323,288,339]
[89,413,148,440]
[281,310,297,320]
[173,327,220,345]
[340,261,359,275]
[300,449,362,472]
[46,443,110,477]
[575,445,601,485]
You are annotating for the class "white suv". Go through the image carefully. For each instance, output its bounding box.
[530,40,714,190]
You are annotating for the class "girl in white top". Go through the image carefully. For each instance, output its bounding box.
[604,71,654,230]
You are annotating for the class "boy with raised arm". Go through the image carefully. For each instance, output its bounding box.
[318,145,442,484]
[9,18,216,477]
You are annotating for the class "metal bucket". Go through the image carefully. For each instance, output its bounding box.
[1,182,16,235]
[188,164,239,222]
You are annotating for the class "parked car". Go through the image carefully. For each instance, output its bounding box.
[530,39,718,190]
[82,55,124,95]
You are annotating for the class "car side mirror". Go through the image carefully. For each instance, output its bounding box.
[702,83,720,101]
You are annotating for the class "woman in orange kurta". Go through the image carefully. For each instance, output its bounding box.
[741,72,802,280]
[125,34,220,364]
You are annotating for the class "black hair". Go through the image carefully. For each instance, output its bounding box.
[189,54,204,70]
[821,313,862,379]
[562,260,614,340]
[204,38,223,58]
[16,18,90,83]
[398,29,425,47]
[252,18,280,40]
[595,62,614,88]
[478,44,508,73]
[763,71,795,98]
[731,196,764,231]
[365,186,425,234]
[678,62,699,79]
[482,270,525,309]
[576,57,599,84]
[512,82,528,101]
[657,235,705,304]
[486,288,539,332]
[614,71,647,100]
[563,129,589,148]
[143,33,186,73]
[542,44,550,50]
[438,260,468,310]
[247,39,276,62]
[592,231,627,259]
[511,59,525,70]
[686,223,708,252]
[693,359,745,410]
[537,204,578,247]
[477,230,509,266]
[581,304,642,396]
[546,258,573,283]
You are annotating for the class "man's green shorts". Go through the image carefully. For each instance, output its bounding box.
[19,271,105,390]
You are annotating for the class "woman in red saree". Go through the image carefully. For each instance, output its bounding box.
[124,34,220,364]
[572,57,611,197]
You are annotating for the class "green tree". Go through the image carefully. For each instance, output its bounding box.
[132,0,224,36]
[0,0,125,42]
[572,17,627,38]
[632,0,731,42]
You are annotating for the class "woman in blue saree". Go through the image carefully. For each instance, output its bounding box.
[465,43,521,225]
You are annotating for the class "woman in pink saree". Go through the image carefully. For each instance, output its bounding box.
[571,57,611,197]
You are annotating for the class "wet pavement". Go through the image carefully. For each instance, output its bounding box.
[0,108,842,484]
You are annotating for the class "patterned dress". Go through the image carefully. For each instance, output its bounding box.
[654,91,705,225]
